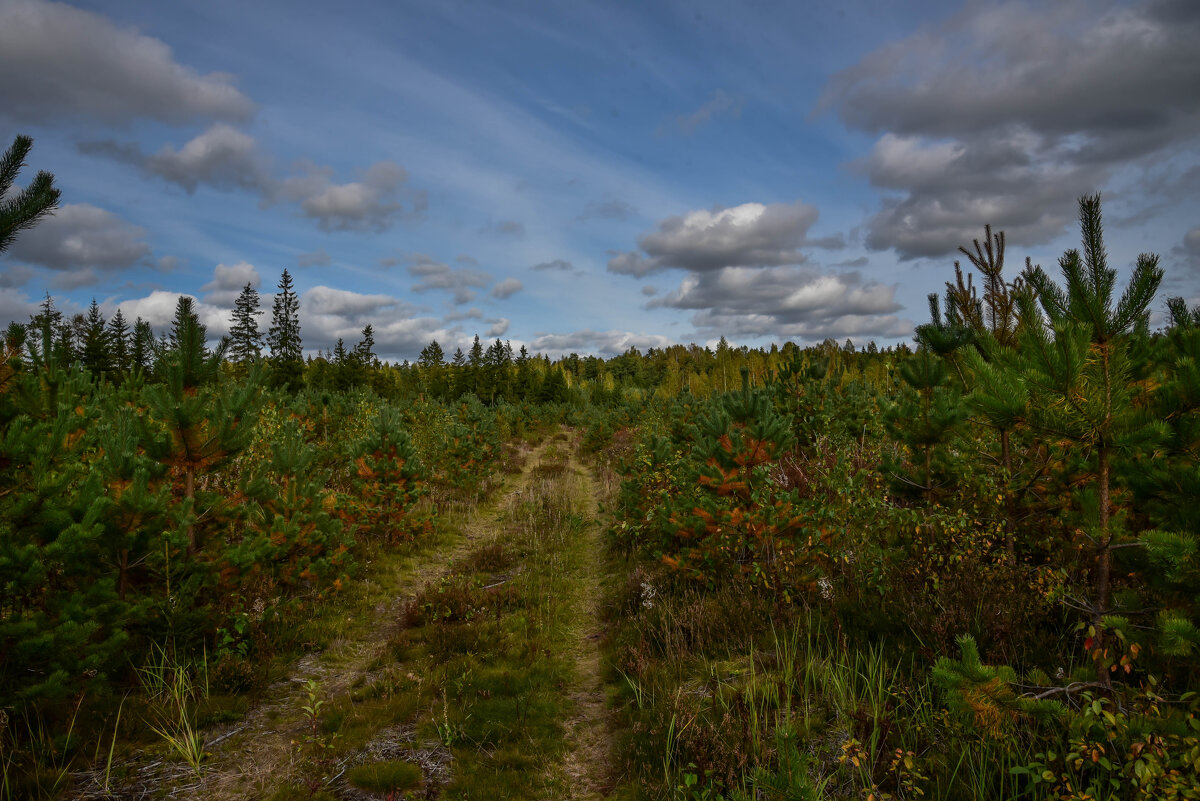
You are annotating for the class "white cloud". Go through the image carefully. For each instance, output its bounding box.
[295,285,456,360]
[278,159,425,232]
[51,268,100,291]
[80,124,267,194]
[818,0,1200,258]
[529,329,675,358]
[0,0,253,125]
[0,265,34,288]
[0,287,39,324]
[201,261,261,306]
[491,277,523,299]
[1184,227,1200,255]
[7,204,150,271]
[651,265,910,342]
[113,290,230,337]
[445,307,484,322]
[408,255,492,305]
[608,202,824,276]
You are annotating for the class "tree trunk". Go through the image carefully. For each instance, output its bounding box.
[1001,428,1015,560]
[185,466,196,557]
[1095,445,1111,624]
[118,548,129,601]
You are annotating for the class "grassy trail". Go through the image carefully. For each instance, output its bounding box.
[75,430,618,800]
[554,448,614,799]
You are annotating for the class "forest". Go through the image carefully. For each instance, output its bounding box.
[1,193,1198,799]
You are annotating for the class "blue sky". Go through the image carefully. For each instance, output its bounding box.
[2,0,1198,360]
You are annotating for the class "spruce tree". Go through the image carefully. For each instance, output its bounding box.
[27,293,62,366]
[419,340,445,368]
[131,317,155,373]
[228,282,264,365]
[267,269,303,389]
[353,324,375,365]
[451,346,467,396]
[466,335,484,397]
[107,309,131,376]
[165,296,220,388]
[80,299,110,378]
[418,340,446,398]
[0,134,60,255]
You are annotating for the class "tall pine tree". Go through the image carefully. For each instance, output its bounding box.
[267,269,303,390]
[228,282,264,365]
[131,317,155,373]
[107,309,131,377]
[80,299,110,378]
[1019,194,1164,661]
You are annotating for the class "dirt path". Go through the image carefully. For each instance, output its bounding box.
[74,432,620,800]
[75,439,554,801]
[555,450,614,800]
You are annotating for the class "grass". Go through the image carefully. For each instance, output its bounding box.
[600,573,1055,801]
[136,642,210,777]
[347,759,423,792]
[316,443,600,799]
[227,435,605,799]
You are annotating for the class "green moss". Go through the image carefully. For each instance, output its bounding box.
[347,759,423,792]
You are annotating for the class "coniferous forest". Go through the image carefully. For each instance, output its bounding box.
[2,147,1199,797]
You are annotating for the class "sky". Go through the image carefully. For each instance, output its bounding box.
[1,0,1198,361]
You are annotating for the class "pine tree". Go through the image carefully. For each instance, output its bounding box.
[27,293,62,366]
[347,407,428,544]
[107,309,131,376]
[450,346,467,397]
[353,324,375,365]
[164,296,221,388]
[961,340,1028,558]
[0,368,130,704]
[131,317,155,373]
[467,335,484,397]
[418,340,446,398]
[80,298,110,378]
[228,282,264,365]
[0,322,25,396]
[147,296,244,557]
[267,269,303,390]
[233,418,348,594]
[0,134,61,255]
[881,345,968,502]
[419,340,445,368]
[1019,194,1164,657]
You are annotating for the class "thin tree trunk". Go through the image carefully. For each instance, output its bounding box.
[1095,445,1111,623]
[1001,428,1015,560]
[118,548,129,601]
[185,466,196,557]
